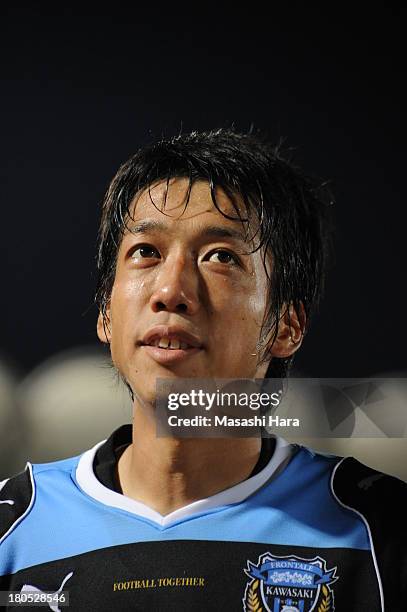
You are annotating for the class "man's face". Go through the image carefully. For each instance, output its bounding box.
[98,178,272,405]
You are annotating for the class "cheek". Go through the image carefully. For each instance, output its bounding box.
[233,275,267,315]
[110,278,147,322]
[208,277,267,334]
[249,260,270,323]
[247,290,268,324]
[109,279,148,360]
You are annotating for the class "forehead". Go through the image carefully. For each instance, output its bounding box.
[127,178,251,232]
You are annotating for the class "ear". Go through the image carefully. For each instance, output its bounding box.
[268,303,306,359]
[97,308,111,344]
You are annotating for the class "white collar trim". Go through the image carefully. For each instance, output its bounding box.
[75,436,292,528]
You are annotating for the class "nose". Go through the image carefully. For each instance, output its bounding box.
[149,254,201,315]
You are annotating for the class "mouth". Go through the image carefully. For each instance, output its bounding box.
[138,326,203,365]
[141,337,193,350]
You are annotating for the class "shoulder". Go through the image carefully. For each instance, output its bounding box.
[332,456,407,603]
[294,443,407,514]
[294,444,407,543]
[332,456,407,522]
[0,466,34,544]
[0,455,80,545]
[296,446,407,604]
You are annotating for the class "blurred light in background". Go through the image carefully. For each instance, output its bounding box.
[13,346,132,473]
[0,355,26,479]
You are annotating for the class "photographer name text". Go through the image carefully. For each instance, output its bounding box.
[167,415,300,428]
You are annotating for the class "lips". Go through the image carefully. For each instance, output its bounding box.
[138,325,203,366]
[139,325,203,350]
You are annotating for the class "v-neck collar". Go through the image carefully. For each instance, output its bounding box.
[75,429,294,528]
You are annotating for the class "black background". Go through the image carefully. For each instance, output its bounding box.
[1,6,406,378]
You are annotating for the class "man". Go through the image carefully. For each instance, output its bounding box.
[0,129,406,610]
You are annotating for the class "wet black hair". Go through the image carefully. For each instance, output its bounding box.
[95,128,333,387]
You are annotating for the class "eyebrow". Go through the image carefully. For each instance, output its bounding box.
[126,220,248,243]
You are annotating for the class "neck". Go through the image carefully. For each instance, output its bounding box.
[117,404,262,516]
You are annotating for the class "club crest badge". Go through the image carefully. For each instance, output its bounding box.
[243,553,338,612]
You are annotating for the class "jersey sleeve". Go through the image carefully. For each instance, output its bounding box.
[332,456,407,608]
[0,465,34,545]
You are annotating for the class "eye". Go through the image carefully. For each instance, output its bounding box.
[130,245,160,260]
[206,249,239,266]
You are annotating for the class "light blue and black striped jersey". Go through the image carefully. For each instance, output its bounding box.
[0,424,406,611]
